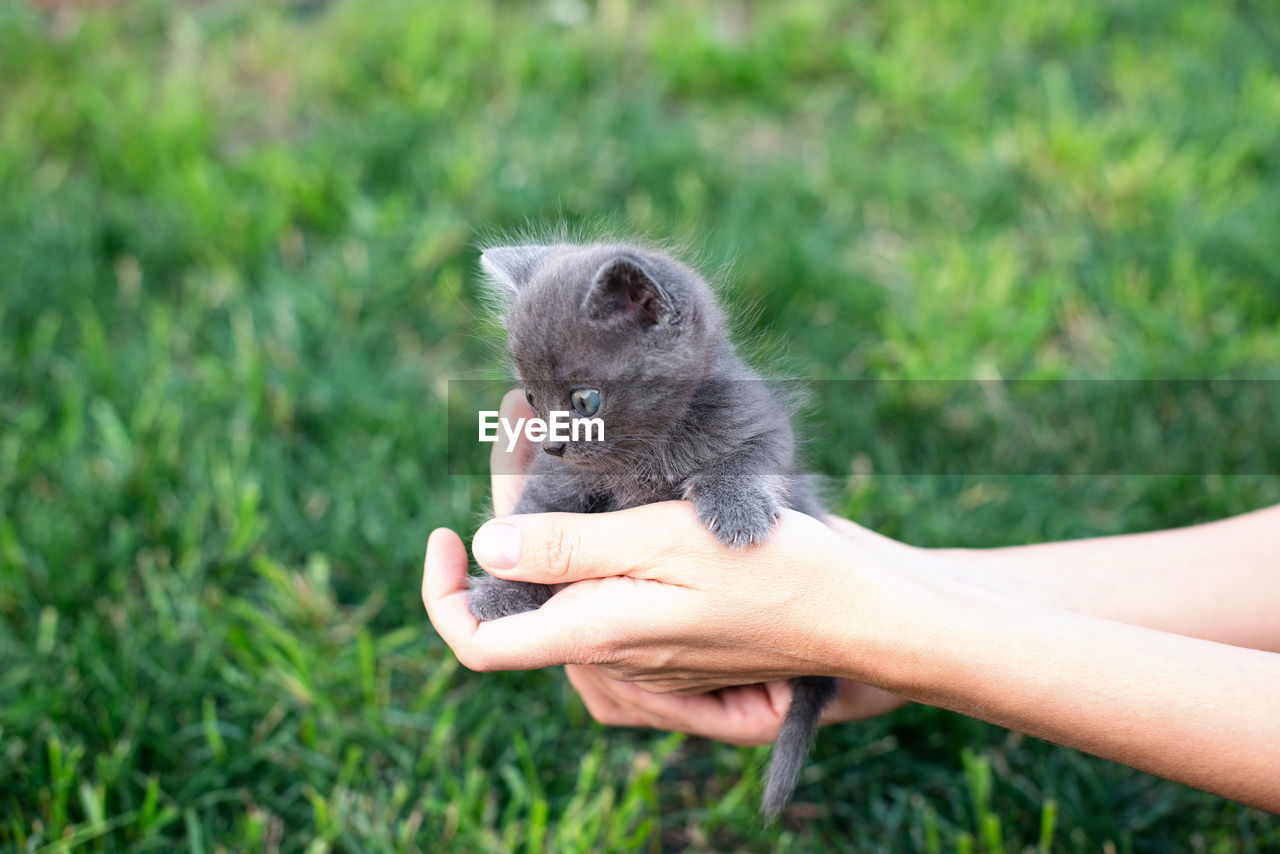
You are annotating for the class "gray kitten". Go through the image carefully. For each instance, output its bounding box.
[468,240,837,819]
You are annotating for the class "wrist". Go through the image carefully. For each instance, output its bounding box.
[815,535,1011,700]
[801,532,939,691]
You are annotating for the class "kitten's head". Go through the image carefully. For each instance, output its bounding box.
[481,242,731,468]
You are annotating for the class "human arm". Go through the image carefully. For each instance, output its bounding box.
[475,389,1280,733]
[555,506,1280,745]
[934,505,1280,652]
[484,388,1280,738]
[896,567,1280,810]
[424,495,1280,811]
[482,388,903,743]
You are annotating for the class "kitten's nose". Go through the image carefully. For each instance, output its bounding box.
[543,442,566,457]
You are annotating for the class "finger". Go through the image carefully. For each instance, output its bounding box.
[824,514,911,557]
[565,664,648,727]
[581,666,779,743]
[422,528,482,662]
[823,514,863,537]
[568,664,719,734]
[423,527,596,672]
[762,678,795,716]
[470,501,715,583]
[459,605,598,671]
[601,676,783,745]
[491,388,536,516]
[822,680,908,723]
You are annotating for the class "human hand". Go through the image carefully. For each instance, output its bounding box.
[563,664,908,746]
[422,388,908,744]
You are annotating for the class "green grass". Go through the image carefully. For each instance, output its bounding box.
[2,0,1279,850]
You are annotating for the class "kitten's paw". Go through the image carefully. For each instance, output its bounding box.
[690,482,782,549]
[469,575,552,621]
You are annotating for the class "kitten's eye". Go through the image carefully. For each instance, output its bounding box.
[570,388,601,417]
[525,390,535,408]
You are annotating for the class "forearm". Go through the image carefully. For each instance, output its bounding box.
[930,504,1280,650]
[840,570,1280,811]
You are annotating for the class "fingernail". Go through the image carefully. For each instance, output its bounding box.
[473,522,522,570]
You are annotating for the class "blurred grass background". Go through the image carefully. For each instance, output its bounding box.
[2,0,1279,850]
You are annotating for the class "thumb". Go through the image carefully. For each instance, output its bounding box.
[471,502,707,584]
[490,388,536,516]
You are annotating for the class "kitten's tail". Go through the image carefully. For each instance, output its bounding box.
[763,675,838,820]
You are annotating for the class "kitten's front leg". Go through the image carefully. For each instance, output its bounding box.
[468,574,552,621]
[468,466,596,621]
[684,470,785,549]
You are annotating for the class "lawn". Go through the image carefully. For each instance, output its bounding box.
[1,0,1278,851]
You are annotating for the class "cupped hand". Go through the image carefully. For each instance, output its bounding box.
[427,498,862,686]
[422,388,907,745]
[564,664,909,745]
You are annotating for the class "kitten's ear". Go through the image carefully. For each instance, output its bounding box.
[583,255,679,328]
[480,246,555,293]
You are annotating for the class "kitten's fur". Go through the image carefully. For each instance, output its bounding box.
[469,240,836,819]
